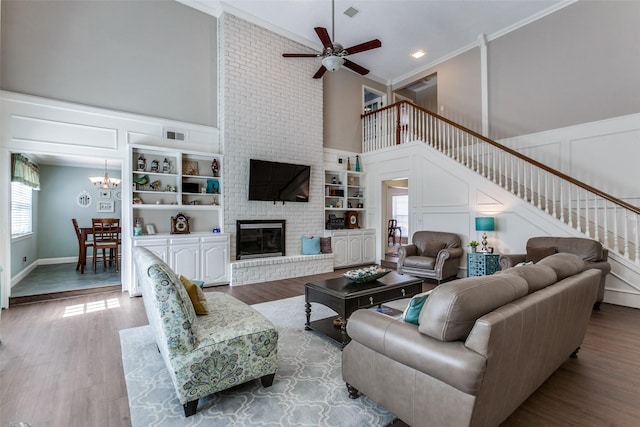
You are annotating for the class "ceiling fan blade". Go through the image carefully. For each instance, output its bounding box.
[343,59,369,76]
[282,53,320,57]
[344,39,382,55]
[314,27,333,49]
[313,66,327,79]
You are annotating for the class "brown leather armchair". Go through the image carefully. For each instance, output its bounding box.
[397,231,463,283]
[498,236,611,309]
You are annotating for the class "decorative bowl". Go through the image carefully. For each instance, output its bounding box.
[343,266,391,284]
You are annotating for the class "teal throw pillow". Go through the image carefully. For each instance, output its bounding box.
[402,294,429,325]
[302,236,321,255]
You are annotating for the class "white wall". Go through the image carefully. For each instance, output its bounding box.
[500,113,640,208]
[220,13,325,259]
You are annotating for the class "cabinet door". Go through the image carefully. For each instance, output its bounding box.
[333,235,348,268]
[362,231,376,264]
[169,245,200,280]
[201,242,229,284]
[347,235,363,265]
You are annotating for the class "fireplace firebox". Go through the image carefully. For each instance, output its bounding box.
[236,220,286,260]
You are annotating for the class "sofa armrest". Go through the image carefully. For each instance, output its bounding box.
[498,254,526,270]
[397,244,418,263]
[346,309,486,395]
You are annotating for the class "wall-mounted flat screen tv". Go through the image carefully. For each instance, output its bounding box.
[248,159,310,202]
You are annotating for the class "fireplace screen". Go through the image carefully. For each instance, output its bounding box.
[237,220,286,260]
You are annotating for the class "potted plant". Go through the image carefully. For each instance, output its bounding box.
[469,240,479,253]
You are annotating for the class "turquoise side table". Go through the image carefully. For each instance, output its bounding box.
[467,252,500,277]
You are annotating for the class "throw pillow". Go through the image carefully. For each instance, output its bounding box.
[179,275,209,315]
[301,236,321,255]
[402,292,431,325]
[526,246,556,263]
[320,237,332,254]
[423,240,446,258]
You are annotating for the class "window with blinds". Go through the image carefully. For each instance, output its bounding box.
[11,181,33,237]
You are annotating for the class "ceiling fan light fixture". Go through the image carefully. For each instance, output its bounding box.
[322,55,345,72]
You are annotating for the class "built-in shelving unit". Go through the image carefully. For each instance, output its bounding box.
[324,169,365,229]
[130,145,223,235]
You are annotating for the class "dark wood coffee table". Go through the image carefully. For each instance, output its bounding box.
[304,271,423,347]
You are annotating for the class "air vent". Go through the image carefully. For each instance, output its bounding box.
[164,128,186,141]
[344,7,359,18]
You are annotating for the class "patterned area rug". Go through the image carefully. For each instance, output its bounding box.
[120,295,396,427]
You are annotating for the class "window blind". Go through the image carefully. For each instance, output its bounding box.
[11,182,33,237]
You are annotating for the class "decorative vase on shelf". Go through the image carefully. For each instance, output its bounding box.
[211,158,220,177]
[347,157,351,171]
[355,155,361,172]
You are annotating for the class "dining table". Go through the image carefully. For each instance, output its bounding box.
[78,224,122,274]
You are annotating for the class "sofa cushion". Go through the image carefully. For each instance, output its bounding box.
[401,291,432,325]
[301,236,321,255]
[421,240,446,257]
[498,264,558,294]
[537,252,585,280]
[526,246,556,263]
[320,237,332,254]
[419,274,528,341]
[403,256,436,269]
[180,275,209,315]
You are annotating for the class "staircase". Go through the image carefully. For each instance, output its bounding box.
[362,101,640,306]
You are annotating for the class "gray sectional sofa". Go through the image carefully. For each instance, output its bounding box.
[342,252,600,427]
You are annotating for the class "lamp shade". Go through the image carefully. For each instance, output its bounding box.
[321,55,345,72]
[475,217,495,231]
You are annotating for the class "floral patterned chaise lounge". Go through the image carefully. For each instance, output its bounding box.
[132,247,278,417]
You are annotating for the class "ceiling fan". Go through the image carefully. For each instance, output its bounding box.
[282,0,382,79]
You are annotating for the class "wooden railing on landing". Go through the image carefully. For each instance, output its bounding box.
[362,101,640,265]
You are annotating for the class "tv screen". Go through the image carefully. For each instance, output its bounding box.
[249,159,310,202]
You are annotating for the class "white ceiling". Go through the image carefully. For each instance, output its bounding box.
[183,0,570,85]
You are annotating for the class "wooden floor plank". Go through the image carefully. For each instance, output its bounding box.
[1,272,639,427]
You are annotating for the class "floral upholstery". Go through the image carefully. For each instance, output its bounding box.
[133,247,278,415]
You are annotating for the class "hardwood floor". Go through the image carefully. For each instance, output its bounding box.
[1,272,639,427]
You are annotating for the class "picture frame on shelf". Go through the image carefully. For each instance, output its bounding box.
[97,200,115,213]
[98,190,111,199]
[182,160,199,176]
[146,224,156,235]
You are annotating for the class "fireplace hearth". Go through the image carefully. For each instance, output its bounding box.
[236,220,286,260]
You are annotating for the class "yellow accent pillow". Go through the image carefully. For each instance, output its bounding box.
[179,275,209,315]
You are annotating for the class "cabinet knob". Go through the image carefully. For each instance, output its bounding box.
[369,296,374,305]
[401,289,406,297]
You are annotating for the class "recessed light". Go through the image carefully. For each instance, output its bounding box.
[411,50,426,59]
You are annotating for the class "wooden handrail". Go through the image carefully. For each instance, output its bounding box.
[365,101,640,215]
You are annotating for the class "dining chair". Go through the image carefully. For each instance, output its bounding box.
[72,218,93,274]
[92,218,120,272]
[387,219,402,246]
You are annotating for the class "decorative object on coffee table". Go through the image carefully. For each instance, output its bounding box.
[343,266,391,283]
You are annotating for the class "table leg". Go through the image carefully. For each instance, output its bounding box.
[304,301,311,330]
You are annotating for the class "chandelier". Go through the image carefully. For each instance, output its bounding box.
[89,160,121,189]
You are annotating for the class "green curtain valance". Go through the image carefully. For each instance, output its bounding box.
[11,153,40,190]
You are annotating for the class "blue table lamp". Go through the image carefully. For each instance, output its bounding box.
[475,217,495,252]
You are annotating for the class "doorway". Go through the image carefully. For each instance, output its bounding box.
[382,178,409,267]
[8,153,123,304]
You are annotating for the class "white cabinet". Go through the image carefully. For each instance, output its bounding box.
[169,237,200,282]
[330,229,376,268]
[201,236,230,284]
[134,233,229,285]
